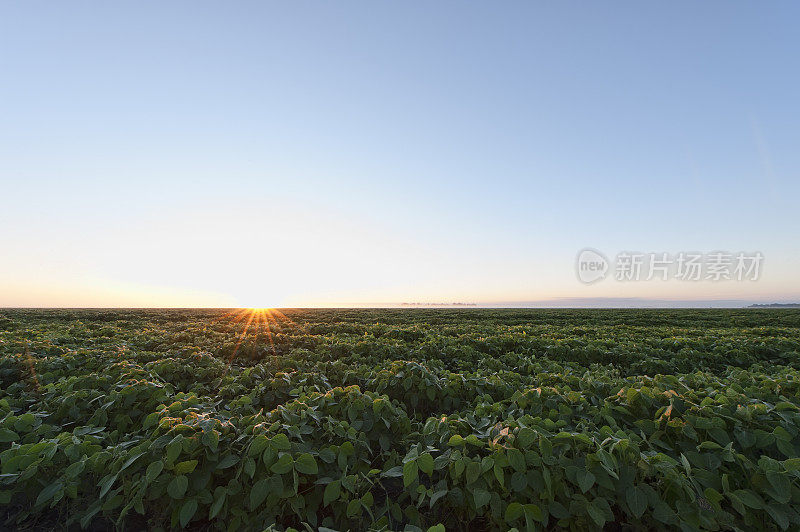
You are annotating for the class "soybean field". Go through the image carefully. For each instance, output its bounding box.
[1,308,799,531]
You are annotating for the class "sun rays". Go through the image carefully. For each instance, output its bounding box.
[213,307,294,363]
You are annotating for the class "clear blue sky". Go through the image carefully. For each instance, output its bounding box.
[1,2,798,307]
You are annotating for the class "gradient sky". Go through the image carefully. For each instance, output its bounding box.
[1,2,799,307]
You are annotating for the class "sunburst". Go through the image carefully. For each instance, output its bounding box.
[214,307,294,363]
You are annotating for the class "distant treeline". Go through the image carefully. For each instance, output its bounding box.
[400,302,477,306]
[749,303,800,308]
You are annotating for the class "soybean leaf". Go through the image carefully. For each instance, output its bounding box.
[323,480,341,506]
[626,486,647,518]
[168,475,188,500]
[418,453,434,476]
[295,453,318,475]
[249,478,270,509]
[179,499,197,527]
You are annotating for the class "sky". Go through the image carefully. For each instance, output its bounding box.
[1,2,799,308]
